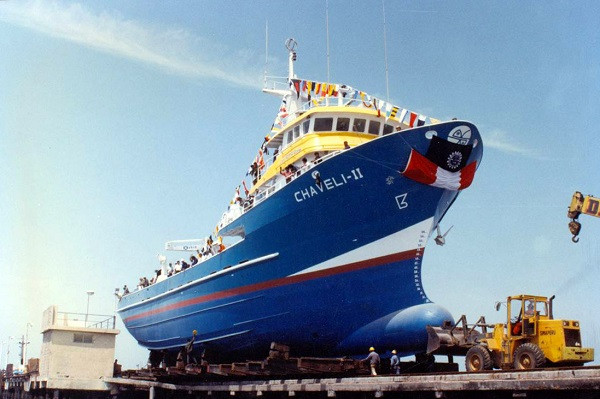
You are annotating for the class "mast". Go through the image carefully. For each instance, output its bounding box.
[263,39,297,98]
[264,20,269,88]
[326,0,330,82]
[382,0,390,102]
[285,38,297,81]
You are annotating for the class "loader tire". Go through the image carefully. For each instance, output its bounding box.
[513,343,546,370]
[465,345,493,372]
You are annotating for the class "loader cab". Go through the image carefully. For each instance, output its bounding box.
[507,295,550,339]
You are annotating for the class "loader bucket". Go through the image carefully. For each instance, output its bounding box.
[426,325,442,354]
[426,325,468,354]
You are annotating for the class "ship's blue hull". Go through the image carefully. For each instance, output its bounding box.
[118,121,483,360]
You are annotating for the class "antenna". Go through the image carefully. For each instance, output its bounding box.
[264,20,269,88]
[382,0,390,102]
[326,0,330,82]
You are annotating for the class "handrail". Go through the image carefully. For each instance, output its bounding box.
[118,252,279,313]
[55,311,116,329]
[245,150,340,209]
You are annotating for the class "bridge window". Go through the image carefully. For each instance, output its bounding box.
[336,117,350,131]
[368,121,381,135]
[314,117,333,131]
[302,119,310,134]
[286,130,293,144]
[352,118,366,132]
[293,125,300,139]
[383,124,394,135]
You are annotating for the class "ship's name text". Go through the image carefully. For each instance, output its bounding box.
[294,168,364,202]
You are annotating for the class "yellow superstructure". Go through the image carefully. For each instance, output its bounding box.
[251,106,404,194]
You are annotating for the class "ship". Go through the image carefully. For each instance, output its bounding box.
[117,40,483,362]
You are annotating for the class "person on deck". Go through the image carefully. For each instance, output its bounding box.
[313,152,321,164]
[174,260,182,274]
[280,166,293,181]
[181,259,190,270]
[301,157,309,171]
[288,163,298,176]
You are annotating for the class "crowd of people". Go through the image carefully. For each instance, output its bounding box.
[119,236,229,298]
[279,152,325,184]
[120,149,345,299]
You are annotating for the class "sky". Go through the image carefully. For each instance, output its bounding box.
[1,1,599,370]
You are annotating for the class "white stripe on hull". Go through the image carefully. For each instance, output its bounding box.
[290,217,435,276]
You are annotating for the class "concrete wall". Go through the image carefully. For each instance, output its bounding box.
[39,306,119,385]
[40,330,117,380]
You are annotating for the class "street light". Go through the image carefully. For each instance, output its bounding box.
[0,341,5,369]
[85,291,95,327]
[6,336,13,366]
[23,323,33,365]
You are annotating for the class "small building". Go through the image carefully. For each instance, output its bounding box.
[38,305,119,391]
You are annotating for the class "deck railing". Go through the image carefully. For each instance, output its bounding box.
[54,311,116,329]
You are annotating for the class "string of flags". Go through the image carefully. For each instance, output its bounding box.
[271,78,441,131]
[217,78,447,237]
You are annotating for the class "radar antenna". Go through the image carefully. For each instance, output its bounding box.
[285,38,298,80]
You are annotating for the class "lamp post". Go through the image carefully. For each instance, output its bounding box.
[6,336,13,366]
[85,291,95,327]
[23,323,33,366]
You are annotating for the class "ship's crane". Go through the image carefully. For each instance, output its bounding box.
[567,191,600,242]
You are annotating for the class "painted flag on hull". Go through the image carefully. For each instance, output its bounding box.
[402,149,476,190]
[425,135,473,172]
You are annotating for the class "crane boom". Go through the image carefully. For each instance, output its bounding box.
[567,191,600,242]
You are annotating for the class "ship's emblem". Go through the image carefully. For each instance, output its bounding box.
[386,176,395,185]
[448,125,471,145]
[446,151,463,170]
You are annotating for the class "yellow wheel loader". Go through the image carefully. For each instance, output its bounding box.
[426,295,594,371]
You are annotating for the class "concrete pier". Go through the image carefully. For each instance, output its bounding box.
[104,366,600,398]
[4,367,600,398]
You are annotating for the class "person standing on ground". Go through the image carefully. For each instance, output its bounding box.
[185,330,198,365]
[363,347,380,376]
[390,350,400,375]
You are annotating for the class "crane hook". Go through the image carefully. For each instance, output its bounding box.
[568,219,581,243]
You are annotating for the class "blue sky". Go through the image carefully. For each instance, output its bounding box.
[1,1,599,369]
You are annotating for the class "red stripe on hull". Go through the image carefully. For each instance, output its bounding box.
[124,249,419,323]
